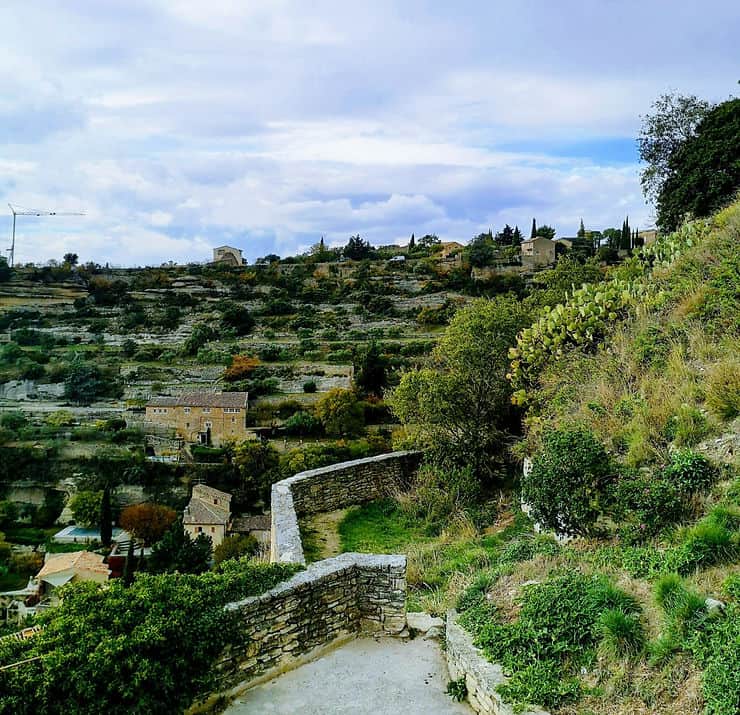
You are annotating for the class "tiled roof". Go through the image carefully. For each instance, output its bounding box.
[183,498,230,525]
[37,551,109,578]
[146,391,248,409]
[231,515,270,532]
[192,484,232,504]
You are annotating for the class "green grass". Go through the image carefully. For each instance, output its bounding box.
[338,499,434,553]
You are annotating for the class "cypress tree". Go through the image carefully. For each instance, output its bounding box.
[530,218,537,238]
[577,218,586,238]
[319,236,325,252]
[513,226,523,245]
[100,485,112,548]
[409,233,415,249]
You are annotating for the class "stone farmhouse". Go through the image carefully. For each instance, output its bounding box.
[183,484,232,547]
[521,236,556,268]
[212,245,246,266]
[145,391,249,447]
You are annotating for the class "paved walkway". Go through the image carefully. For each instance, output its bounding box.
[225,636,472,715]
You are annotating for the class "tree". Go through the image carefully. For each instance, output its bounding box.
[343,235,374,260]
[512,226,523,245]
[354,341,388,397]
[417,234,441,250]
[638,91,713,204]
[220,302,255,335]
[223,355,260,382]
[530,218,537,238]
[232,439,282,505]
[577,219,586,238]
[536,224,556,240]
[119,503,177,545]
[63,358,105,405]
[408,233,415,250]
[0,257,12,283]
[100,486,112,548]
[121,338,138,358]
[466,232,495,267]
[70,490,103,529]
[63,253,79,267]
[521,428,613,536]
[213,534,258,565]
[147,519,212,574]
[656,98,740,231]
[496,224,515,245]
[389,295,530,483]
[314,388,365,436]
[0,500,18,529]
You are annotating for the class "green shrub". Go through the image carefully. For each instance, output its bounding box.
[446,678,468,702]
[661,449,717,495]
[302,380,317,393]
[213,534,259,565]
[460,570,640,711]
[0,411,27,432]
[522,428,613,536]
[0,560,298,714]
[282,411,321,437]
[706,359,740,419]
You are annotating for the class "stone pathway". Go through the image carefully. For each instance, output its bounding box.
[225,636,472,715]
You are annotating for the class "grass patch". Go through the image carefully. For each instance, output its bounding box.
[338,499,434,553]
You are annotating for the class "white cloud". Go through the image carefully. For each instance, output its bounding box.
[0,1,736,265]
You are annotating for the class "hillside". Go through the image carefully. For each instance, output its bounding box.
[308,201,740,715]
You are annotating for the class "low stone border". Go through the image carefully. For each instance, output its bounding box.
[270,451,421,564]
[195,553,406,709]
[446,610,549,715]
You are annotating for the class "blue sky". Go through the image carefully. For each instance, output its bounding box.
[1,1,738,266]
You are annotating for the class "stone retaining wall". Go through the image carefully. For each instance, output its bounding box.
[446,610,549,715]
[210,553,406,701]
[271,451,422,564]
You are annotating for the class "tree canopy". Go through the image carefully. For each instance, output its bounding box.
[389,295,530,483]
[656,98,740,231]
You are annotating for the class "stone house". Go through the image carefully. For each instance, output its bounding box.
[521,236,556,267]
[212,245,245,266]
[35,551,110,606]
[145,391,249,447]
[183,484,232,547]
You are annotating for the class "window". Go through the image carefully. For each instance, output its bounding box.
[196,527,202,533]
[231,418,235,423]
[184,407,191,414]
[186,422,190,428]
[202,408,211,414]
[224,408,241,414]
[211,527,215,533]
[205,421,212,428]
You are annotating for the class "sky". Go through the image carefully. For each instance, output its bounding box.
[1,1,738,266]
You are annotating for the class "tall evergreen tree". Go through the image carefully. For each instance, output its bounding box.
[577,218,586,238]
[512,226,523,245]
[530,218,537,238]
[100,485,112,548]
[319,236,325,252]
[497,224,514,245]
[408,233,415,250]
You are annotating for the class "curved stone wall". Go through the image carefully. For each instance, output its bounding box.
[270,451,422,564]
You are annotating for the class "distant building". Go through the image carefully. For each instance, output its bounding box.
[213,246,245,266]
[554,237,575,249]
[183,484,232,547]
[145,391,249,446]
[638,229,659,245]
[521,236,556,267]
[36,552,110,606]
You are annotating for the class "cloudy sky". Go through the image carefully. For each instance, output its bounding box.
[1,1,738,266]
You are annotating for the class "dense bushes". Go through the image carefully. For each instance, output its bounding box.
[459,569,641,710]
[522,427,613,536]
[0,560,298,714]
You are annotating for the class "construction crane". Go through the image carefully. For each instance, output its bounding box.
[7,203,85,268]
